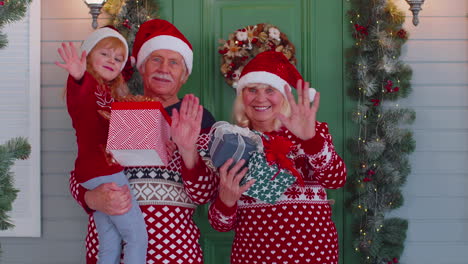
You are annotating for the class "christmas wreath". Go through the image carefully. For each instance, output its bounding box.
[218,23,297,88]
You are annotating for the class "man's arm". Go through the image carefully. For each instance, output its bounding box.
[69,172,132,215]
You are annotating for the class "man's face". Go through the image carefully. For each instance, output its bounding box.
[141,49,188,102]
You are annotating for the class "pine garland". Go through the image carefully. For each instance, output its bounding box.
[346,0,415,263]
[104,0,160,94]
[0,0,32,49]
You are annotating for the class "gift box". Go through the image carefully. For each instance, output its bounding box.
[241,151,297,204]
[106,101,171,166]
[208,121,261,168]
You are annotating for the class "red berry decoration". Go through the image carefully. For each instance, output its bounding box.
[393,257,399,263]
[397,29,407,39]
[0,1,4,6]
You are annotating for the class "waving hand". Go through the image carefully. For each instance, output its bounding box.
[55,42,87,81]
[276,80,320,140]
[171,94,203,168]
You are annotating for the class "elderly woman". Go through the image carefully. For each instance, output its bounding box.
[208,51,347,264]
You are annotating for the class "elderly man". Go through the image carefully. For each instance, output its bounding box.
[69,19,217,264]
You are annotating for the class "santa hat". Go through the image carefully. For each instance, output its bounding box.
[237,51,316,99]
[80,26,129,71]
[132,19,193,74]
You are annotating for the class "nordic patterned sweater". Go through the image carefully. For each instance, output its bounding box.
[70,102,217,264]
[208,122,347,264]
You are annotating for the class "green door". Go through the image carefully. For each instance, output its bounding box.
[159,0,350,263]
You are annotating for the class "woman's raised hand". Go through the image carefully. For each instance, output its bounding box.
[276,80,320,140]
[55,42,87,81]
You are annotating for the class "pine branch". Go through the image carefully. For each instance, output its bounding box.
[0,0,32,49]
[0,137,31,231]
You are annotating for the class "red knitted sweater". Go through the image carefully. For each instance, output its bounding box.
[66,72,123,183]
[208,122,347,264]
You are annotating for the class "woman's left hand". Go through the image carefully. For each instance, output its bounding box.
[276,80,320,140]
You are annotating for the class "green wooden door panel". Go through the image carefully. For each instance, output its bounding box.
[157,1,354,263]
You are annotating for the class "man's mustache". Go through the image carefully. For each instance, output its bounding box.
[151,72,174,82]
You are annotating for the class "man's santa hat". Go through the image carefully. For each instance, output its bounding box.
[80,26,128,71]
[237,51,316,99]
[132,19,193,74]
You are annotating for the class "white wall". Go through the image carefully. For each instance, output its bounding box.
[0,0,111,263]
[394,1,468,263]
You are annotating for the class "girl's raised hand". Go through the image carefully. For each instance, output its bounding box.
[55,42,87,81]
[276,80,320,140]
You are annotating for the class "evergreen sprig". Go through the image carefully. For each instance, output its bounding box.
[0,137,31,230]
[0,0,32,49]
[346,0,415,263]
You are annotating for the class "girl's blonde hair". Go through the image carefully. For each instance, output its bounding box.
[232,83,291,131]
[87,37,130,98]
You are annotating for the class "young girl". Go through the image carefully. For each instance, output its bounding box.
[56,27,148,264]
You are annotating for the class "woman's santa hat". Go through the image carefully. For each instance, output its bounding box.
[132,19,193,74]
[80,26,129,71]
[237,51,316,99]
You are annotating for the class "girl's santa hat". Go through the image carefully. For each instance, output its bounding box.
[80,26,129,71]
[237,51,316,99]
[132,19,193,74]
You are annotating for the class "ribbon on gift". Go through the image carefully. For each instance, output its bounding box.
[209,121,263,164]
[263,134,305,187]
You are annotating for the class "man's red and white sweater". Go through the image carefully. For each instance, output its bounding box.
[70,121,217,264]
[208,122,347,264]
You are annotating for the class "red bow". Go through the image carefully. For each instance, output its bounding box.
[263,135,305,187]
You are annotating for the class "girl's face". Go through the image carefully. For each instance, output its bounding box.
[242,84,285,132]
[89,47,125,82]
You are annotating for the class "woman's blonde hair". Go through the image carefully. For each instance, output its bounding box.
[87,37,130,98]
[232,83,291,131]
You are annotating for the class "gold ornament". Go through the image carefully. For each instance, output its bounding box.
[385,0,405,24]
[104,0,125,16]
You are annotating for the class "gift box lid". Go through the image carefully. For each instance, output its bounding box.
[111,101,172,124]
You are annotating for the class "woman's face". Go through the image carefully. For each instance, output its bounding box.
[242,84,285,131]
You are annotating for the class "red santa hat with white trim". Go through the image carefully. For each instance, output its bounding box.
[132,19,193,74]
[80,26,128,71]
[237,51,316,99]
